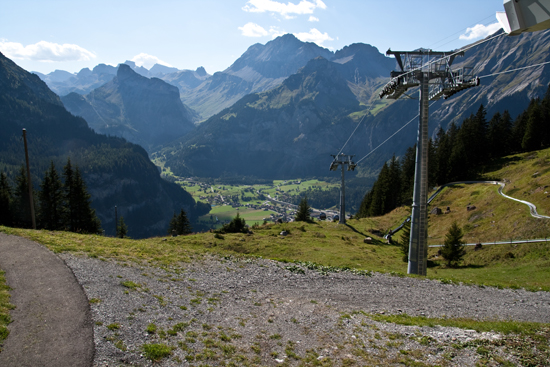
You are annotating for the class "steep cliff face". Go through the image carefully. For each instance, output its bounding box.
[61,65,197,152]
[0,52,208,238]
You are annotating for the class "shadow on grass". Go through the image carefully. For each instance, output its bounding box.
[344,223,369,238]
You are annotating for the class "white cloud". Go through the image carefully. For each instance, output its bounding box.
[238,22,269,37]
[269,26,286,38]
[293,28,333,46]
[308,16,319,22]
[0,40,95,62]
[131,53,172,69]
[459,22,502,40]
[243,0,326,19]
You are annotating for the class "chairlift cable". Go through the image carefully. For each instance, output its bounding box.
[478,60,550,79]
[427,14,495,50]
[355,101,437,165]
[336,113,367,156]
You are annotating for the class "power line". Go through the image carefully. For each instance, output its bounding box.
[427,14,496,50]
[336,113,367,156]
[479,60,550,79]
[356,101,437,165]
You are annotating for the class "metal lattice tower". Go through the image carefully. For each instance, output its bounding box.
[380,49,479,275]
[330,153,357,224]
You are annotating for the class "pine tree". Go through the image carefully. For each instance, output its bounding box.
[218,212,247,234]
[117,216,128,238]
[295,196,311,222]
[522,99,543,151]
[38,161,64,230]
[441,221,466,267]
[13,166,33,228]
[0,172,14,226]
[168,209,192,235]
[63,158,101,234]
[400,145,416,205]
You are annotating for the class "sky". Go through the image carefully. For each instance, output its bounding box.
[1,0,506,75]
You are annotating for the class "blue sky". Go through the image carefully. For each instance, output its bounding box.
[1,0,505,75]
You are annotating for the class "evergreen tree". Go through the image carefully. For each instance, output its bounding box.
[399,221,411,263]
[295,196,311,222]
[0,172,14,226]
[63,158,101,234]
[218,212,247,234]
[522,99,543,151]
[441,221,466,267]
[500,110,514,155]
[117,216,128,238]
[512,111,528,152]
[400,145,416,205]
[13,166,32,228]
[433,127,451,185]
[168,209,192,235]
[38,161,64,230]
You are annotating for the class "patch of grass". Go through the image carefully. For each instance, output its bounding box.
[120,280,140,290]
[0,269,15,351]
[141,343,174,362]
[367,312,549,336]
[106,322,120,331]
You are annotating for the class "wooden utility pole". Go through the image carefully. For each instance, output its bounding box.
[22,128,36,229]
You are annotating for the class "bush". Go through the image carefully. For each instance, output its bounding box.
[142,343,173,361]
[216,213,247,234]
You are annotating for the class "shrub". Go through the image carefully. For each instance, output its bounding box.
[142,343,173,361]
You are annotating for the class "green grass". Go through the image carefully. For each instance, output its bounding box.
[2,214,550,291]
[0,269,15,352]
[141,343,174,361]
[368,312,549,336]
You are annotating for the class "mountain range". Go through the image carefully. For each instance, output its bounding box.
[60,64,197,152]
[34,30,550,183]
[0,51,209,238]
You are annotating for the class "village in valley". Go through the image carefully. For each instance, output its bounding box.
[178,178,339,228]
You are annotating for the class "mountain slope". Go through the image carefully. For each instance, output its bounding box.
[171,35,335,119]
[161,57,364,179]
[61,64,197,152]
[0,52,209,238]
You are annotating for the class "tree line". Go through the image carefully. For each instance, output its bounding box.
[0,158,101,234]
[357,84,550,218]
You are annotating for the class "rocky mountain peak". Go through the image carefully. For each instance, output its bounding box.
[196,66,207,77]
[116,63,139,81]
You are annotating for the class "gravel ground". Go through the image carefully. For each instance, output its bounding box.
[60,253,550,366]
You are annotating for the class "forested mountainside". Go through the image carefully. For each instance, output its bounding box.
[0,52,209,238]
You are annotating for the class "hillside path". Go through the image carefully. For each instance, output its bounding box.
[0,233,93,367]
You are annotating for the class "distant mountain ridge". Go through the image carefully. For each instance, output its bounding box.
[158,29,550,181]
[38,34,394,121]
[61,64,197,152]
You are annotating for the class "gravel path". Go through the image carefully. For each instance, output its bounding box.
[60,252,550,366]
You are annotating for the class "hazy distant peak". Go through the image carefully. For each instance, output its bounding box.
[196,66,207,77]
[117,63,138,80]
